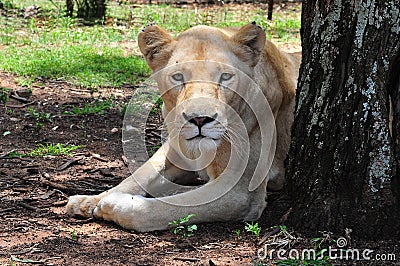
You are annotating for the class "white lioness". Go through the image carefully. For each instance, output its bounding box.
[66,23,299,232]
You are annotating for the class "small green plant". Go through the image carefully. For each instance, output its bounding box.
[35,122,43,130]
[147,144,162,157]
[28,143,83,157]
[28,107,52,122]
[168,214,197,237]
[81,120,87,139]
[71,230,77,241]
[6,144,82,158]
[28,107,52,131]
[6,151,26,158]
[65,99,113,115]
[9,257,15,266]
[245,221,261,237]
[236,229,241,238]
[0,87,10,103]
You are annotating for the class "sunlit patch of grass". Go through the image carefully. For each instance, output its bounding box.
[0,44,149,88]
[7,143,83,158]
[64,98,114,115]
[126,4,301,44]
[28,143,83,157]
[0,1,300,89]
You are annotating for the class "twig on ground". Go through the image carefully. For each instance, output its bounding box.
[41,176,102,194]
[91,153,108,162]
[67,217,94,224]
[11,244,41,255]
[56,157,83,171]
[6,101,36,108]
[10,93,30,103]
[0,207,15,213]
[10,255,61,264]
[18,202,37,211]
[41,178,70,192]
[258,226,281,245]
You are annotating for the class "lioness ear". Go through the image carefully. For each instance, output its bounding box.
[138,25,174,71]
[230,22,266,67]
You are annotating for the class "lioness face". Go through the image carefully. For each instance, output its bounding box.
[138,24,266,156]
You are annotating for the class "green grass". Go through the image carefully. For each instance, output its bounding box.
[0,44,149,89]
[0,1,300,89]
[0,87,10,103]
[28,107,52,122]
[0,2,150,88]
[147,144,162,157]
[65,98,113,115]
[28,143,82,157]
[7,143,83,158]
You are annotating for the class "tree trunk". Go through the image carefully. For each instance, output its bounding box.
[285,0,400,239]
[267,0,273,20]
[66,0,74,17]
[75,0,106,21]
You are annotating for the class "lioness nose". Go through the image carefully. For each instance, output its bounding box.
[183,112,218,127]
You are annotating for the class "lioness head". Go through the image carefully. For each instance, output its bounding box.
[138,23,266,158]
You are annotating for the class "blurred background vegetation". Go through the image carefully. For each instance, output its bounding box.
[0,0,301,90]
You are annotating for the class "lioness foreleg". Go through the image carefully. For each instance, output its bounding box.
[66,143,194,218]
[93,176,267,232]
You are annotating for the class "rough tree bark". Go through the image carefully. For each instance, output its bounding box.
[67,0,106,21]
[285,0,400,239]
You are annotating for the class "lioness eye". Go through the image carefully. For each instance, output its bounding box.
[171,73,184,82]
[220,73,233,82]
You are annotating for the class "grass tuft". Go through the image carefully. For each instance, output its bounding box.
[65,98,114,115]
[7,143,83,158]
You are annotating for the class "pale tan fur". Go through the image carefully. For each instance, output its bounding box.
[66,23,299,232]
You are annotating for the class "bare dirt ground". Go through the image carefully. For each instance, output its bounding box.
[1,71,399,266]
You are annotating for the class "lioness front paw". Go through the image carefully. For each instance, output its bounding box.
[65,195,100,218]
[94,193,148,231]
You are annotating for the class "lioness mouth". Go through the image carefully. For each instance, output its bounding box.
[187,135,206,141]
[186,135,218,141]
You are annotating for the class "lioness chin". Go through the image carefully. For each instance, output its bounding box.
[66,23,299,232]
